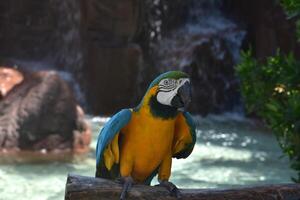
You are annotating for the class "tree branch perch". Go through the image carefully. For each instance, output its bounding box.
[65,174,300,200]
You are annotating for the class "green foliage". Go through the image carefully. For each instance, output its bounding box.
[281,0,300,17]
[296,20,300,41]
[237,0,300,183]
[237,50,300,182]
[281,0,300,40]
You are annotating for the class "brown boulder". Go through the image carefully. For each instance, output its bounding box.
[73,105,92,153]
[0,70,91,153]
[0,67,24,99]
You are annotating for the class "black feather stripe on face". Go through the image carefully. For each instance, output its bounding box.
[148,95,178,119]
[158,84,176,90]
[158,88,174,92]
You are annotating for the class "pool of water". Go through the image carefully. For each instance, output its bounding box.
[0,113,296,200]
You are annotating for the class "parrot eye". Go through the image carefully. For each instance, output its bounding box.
[163,80,169,85]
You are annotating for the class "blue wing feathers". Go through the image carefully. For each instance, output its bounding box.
[96,109,132,165]
[183,111,196,141]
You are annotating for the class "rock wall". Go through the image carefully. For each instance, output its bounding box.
[0,1,55,60]
[80,0,144,114]
[223,0,300,60]
[0,0,82,70]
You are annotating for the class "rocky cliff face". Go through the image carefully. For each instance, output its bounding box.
[80,0,144,114]
[0,1,82,70]
[223,0,300,60]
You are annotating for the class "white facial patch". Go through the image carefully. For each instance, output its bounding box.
[156,78,190,106]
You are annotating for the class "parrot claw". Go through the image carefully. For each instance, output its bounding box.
[158,180,182,198]
[119,176,133,200]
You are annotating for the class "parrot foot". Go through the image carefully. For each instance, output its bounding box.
[158,180,182,198]
[119,176,134,200]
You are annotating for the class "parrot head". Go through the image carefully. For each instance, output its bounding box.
[141,71,192,118]
[153,71,191,109]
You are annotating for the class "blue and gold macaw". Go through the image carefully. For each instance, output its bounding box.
[96,71,196,199]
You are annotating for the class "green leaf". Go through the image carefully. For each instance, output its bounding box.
[265,103,278,112]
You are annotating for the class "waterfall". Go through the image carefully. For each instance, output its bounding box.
[50,0,86,106]
[150,0,246,114]
[153,0,245,70]
[50,0,83,75]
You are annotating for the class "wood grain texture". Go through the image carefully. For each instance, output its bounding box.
[65,174,300,200]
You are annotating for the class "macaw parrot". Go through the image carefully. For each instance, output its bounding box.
[95,71,196,199]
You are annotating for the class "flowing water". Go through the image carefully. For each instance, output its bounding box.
[0,114,296,200]
[153,0,245,71]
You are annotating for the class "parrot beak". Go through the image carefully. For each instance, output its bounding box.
[171,81,192,110]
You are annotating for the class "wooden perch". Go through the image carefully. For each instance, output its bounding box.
[65,174,300,200]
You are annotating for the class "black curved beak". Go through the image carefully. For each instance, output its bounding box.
[171,81,192,109]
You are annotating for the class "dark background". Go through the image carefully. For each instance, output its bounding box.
[0,0,298,115]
